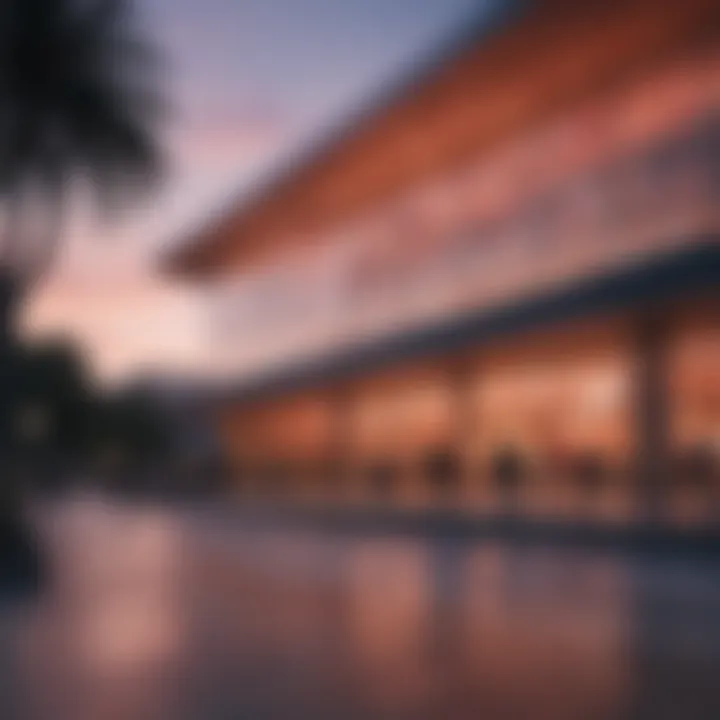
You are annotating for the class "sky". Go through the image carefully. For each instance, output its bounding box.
[24,0,489,385]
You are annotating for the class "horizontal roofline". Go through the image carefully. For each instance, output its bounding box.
[160,0,528,277]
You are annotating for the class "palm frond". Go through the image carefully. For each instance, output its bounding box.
[0,0,166,277]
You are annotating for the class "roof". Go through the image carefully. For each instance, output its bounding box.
[164,0,720,278]
[162,0,522,277]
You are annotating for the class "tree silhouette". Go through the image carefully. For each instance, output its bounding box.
[0,0,164,591]
[4,340,94,482]
[0,0,164,338]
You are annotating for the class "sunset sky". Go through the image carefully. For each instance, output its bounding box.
[24,0,487,385]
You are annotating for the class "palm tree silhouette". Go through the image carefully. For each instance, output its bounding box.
[0,0,164,591]
[0,0,164,339]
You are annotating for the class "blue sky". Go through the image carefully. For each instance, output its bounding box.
[26,0,491,383]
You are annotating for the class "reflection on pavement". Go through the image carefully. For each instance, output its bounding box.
[1,499,720,719]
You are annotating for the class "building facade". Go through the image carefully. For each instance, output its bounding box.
[167,0,720,526]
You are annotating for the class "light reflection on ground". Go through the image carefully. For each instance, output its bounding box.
[2,499,720,719]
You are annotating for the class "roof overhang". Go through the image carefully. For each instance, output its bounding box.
[161,0,720,279]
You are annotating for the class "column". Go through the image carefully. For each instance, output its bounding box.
[634,313,671,523]
[328,385,354,502]
[448,358,477,505]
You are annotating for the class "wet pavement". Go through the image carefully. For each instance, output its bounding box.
[1,498,720,720]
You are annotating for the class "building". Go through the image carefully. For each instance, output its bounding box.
[165,0,720,526]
